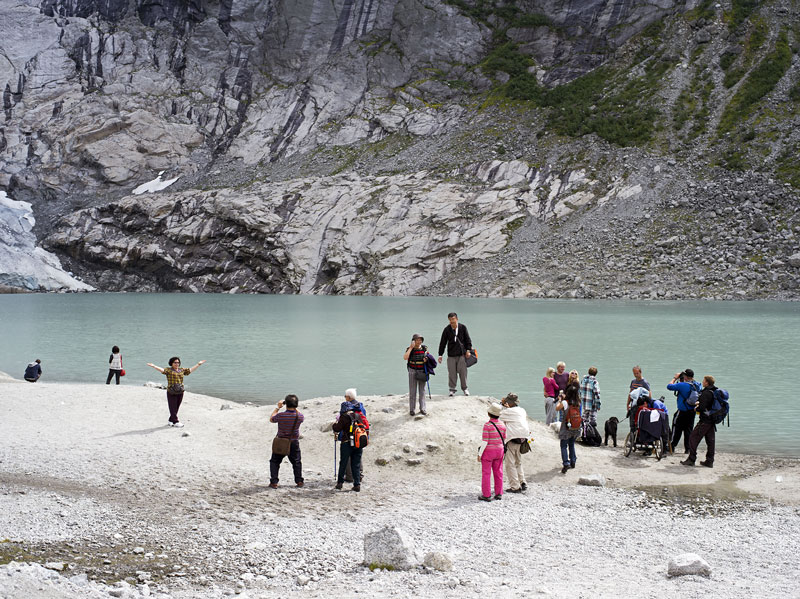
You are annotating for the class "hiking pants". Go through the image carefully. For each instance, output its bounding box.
[687,420,715,465]
[672,410,696,452]
[504,442,525,490]
[337,443,363,487]
[106,369,121,385]
[166,391,184,423]
[408,367,427,412]
[544,397,557,425]
[481,447,504,497]
[447,355,467,392]
[270,440,303,484]
[560,437,577,467]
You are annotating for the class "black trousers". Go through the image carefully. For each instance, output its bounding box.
[106,369,121,385]
[270,440,303,484]
[167,391,184,423]
[687,420,716,464]
[671,410,696,452]
[337,443,363,486]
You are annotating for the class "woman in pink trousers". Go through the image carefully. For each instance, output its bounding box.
[478,402,506,501]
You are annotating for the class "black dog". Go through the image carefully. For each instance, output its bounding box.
[604,417,619,447]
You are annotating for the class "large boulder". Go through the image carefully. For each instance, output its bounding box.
[363,526,419,570]
[667,553,712,577]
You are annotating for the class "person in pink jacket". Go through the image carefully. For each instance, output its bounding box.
[478,402,506,501]
[543,366,559,425]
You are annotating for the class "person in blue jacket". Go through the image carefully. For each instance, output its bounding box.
[667,369,701,454]
[24,359,42,382]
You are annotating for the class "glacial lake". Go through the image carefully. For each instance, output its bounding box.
[1,294,798,457]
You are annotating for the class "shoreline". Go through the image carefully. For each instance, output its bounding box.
[2,379,799,598]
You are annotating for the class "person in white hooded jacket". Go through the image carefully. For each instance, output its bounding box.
[499,393,531,493]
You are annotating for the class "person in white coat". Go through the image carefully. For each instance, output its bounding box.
[499,393,531,493]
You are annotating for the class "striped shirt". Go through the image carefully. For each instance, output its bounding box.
[163,367,190,390]
[482,419,506,448]
[407,347,426,370]
[271,410,304,440]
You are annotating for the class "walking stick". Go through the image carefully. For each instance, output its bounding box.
[424,363,432,404]
[333,432,337,479]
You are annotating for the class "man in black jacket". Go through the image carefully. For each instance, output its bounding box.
[437,312,472,397]
[681,375,718,468]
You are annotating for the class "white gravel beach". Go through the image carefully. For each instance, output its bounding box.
[1,373,799,598]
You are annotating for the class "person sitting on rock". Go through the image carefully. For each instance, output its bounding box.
[24,359,42,382]
[478,402,506,501]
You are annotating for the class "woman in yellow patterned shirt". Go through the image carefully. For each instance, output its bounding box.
[146,357,206,428]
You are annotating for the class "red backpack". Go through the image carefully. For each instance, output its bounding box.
[566,400,582,431]
[350,412,370,449]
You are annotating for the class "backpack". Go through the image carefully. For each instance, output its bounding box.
[581,421,602,446]
[686,381,701,408]
[566,400,582,431]
[350,412,370,449]
[710,389,730,426]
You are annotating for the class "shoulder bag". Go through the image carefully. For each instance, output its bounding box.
[272,413,299,455]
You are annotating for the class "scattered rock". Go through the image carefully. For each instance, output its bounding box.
[667,553,712,577]
[402,444,413,453]
[375,457,389,466]
[426,442,441,452]
[363,526,420,570]
[220,404,233,410]
[423,551,453,572]
[44,562,64,571]
[182,431,191,437]
[406,458,424,466]
[132,547,145,554]
[578,474,606,487]
[296,574,311,586]
[787,253,800,268]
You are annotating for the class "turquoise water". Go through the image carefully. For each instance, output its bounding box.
[1,294,798,457]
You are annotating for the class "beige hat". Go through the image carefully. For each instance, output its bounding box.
[488,402,503,417]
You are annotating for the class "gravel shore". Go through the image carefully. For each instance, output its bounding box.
[2,375,799,598]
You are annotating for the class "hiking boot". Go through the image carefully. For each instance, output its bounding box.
[464,389,470,396]
[296,481,305,487]
[353,485,361,492]
[561,465,569,474]
[520,482,527,491]
[506,488,522,493]
[479,495,491,502]
[569,463,576,469]
[420,410,428,416]
[409,410,415,416]
[268,483,278,489]
[494,494,502,500]
[700,461,713,468]
[680,459,695,467]
[448,391,455,397]
[334,482,343,490]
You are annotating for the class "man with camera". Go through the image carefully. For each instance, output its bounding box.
[437,312,473,397]
[269,394,305,489]
[667,369,701,454]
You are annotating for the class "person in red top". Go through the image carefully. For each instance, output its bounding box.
[478,402,506,501]
[269,394,305,488]
[543,366,559,425]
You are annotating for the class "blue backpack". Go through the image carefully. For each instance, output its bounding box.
[686,381,701,408]
[710,389,730,426]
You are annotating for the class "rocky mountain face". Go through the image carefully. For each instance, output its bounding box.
[1,0,799,298]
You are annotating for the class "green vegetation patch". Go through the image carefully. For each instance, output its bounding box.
[728,0,759,32]
[718,30,792,134]
[776,145,800,188]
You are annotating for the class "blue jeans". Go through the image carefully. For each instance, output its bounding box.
[560,437,576,466]
[337,442,363,486]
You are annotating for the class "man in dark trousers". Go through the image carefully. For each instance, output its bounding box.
[438,312,472,397]
[269,394,305,488]
[682,375,718,468]
[667,368,701,453]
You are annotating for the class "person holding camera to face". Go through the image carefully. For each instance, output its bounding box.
[268,394,305,489]
[667,369,701,454]
[404,334,429,416]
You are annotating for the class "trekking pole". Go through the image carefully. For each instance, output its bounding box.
[424,363,432,403]
[333,432,337,479]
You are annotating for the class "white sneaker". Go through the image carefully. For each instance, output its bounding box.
[173,422,185,428]
[448,391,455,397]
[167,422,175,427]
[464,389,470,396]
